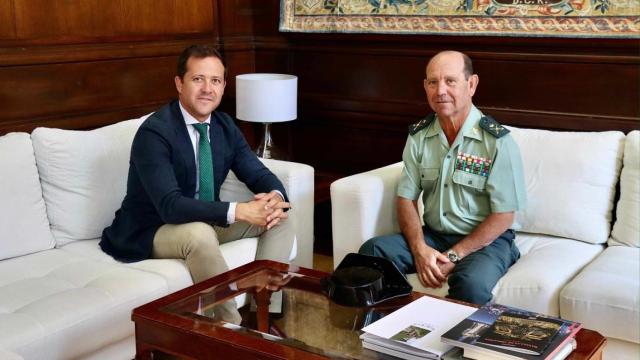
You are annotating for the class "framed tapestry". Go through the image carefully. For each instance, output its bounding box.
[280,0,640,38]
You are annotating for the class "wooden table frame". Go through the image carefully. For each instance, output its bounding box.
[132,260,606,360]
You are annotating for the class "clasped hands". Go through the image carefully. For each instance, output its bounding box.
[235,190,290,229]
[413,244,456,288]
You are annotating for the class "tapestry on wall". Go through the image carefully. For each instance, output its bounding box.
[280,0,639,38]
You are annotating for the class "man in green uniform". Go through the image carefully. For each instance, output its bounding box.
[359,51,527,304]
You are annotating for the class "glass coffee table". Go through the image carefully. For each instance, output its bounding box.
[132,260,606,360]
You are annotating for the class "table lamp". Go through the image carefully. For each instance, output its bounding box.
[236,73,298,159]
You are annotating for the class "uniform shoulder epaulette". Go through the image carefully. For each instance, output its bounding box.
[408,113,435,135]
[479,115,510,138]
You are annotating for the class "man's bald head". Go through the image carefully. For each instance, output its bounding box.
[427,51,474,80]
[423,50,479,124]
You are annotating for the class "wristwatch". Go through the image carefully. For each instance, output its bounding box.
[446,249,461,264]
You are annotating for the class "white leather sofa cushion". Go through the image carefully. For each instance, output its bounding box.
[63,238,259,311]
[58,239,193,294]
[508,128,624,245]
[560,246,640,343]
[0,238,258,359]
[0,347,23,360]
[407,233,603,316]
[603,338,640,360]
[77,336,134,360]
[0,133,55,260]
[610,130,639,247]
[0,247,168,359]
[31,116,148,246]
[493,233,602,315]
[59,238,258,293]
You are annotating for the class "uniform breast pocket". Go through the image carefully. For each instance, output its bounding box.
[452,170,489,215]
[420,167,440,193]
[452,170,487,191]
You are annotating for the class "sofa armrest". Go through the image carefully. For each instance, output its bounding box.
[219,159,315,268]
[330,162,404,267]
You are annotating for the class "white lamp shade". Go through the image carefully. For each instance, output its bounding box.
[236,73,297,123]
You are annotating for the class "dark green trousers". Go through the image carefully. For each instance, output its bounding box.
[358,226,520,305]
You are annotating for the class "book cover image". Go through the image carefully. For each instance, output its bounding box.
[477,312,563,355]
[441,303,582,360]
[390,324,434,344]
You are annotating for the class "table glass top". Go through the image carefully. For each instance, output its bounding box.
[161,266,402,359]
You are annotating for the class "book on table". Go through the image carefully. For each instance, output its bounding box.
[441,303,582,360]
[360,296,477,360]
[462,338,577,360]
[477,311,563,355]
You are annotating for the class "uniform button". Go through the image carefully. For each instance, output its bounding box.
[468,180,473,185]
[443,212,447,217]
[447,155,452,159]
[444,184,448,188]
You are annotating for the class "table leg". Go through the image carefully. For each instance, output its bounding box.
[255,290,271,333]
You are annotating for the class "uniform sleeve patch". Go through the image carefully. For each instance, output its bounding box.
[479,115,510,138]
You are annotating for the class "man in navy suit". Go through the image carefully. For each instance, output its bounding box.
[100,45,294,321]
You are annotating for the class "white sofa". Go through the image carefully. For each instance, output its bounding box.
[0,115,314,360]
[331,128,639,360]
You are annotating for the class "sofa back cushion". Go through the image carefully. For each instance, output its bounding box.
[0,133,55,259]
[508,127,624,244]
[609,131,639,247]
[31,115,148,246]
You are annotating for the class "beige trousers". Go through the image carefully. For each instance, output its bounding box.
[152,211,295,324]
[152,211,296,283]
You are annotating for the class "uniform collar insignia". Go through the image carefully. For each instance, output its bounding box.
[409,113,436,135]
[479,115,509,138]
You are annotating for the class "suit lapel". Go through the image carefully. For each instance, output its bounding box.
[169,101,198,195]
[210,111,225,194]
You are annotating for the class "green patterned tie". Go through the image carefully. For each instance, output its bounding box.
[193,123,214,202]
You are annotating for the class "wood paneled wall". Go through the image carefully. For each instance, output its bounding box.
[0,0,219,133]
[1,0,638,176]
[282,34,640,173]
[241,1,639,173]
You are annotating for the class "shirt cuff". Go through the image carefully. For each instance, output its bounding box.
[274,190,285,202]
[227,202,237,224]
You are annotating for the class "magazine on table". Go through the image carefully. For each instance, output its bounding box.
[441,303,582,360]
[463,338,577,360]
[477,311,564,355]
[360,296,477,360]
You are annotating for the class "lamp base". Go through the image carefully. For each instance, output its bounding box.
[256,123,286,159]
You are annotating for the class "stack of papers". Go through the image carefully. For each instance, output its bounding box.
[360,296,477,360]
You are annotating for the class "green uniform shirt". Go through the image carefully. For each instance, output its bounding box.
[397,106,527,235]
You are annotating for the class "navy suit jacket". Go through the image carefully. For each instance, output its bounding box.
[100,100,287,262]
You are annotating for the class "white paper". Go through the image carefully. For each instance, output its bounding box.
[361,296,477,358]
[363,337,438,360]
